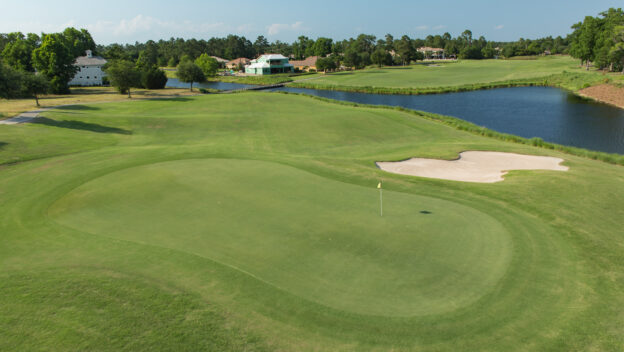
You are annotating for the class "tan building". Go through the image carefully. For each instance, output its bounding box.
[211,56,228,67]
[226,57,250,70]
[289,56,319,72]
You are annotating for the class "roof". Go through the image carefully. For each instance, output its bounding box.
[258,54,289,60]
[227,57,250,65]
[74,55,107,66]
[211,56,228,63]
[247,62,270,69]
[289,56,319,67]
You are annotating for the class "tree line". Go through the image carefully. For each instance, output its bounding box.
[2,7,622,101]
[0,28,96,103]
[87,31,571,70]
[568,8,624,71]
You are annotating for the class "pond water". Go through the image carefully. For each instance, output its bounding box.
[166,78,624,154]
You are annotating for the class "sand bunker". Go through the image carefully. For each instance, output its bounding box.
[376,151,568,183]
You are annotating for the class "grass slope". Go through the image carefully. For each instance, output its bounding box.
[0,93,623,351]
[294,56,577,87]
[289,56,624,95]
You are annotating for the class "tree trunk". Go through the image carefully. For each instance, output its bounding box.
[190,82,193,92]
[34,95,39,107]
[128,89,131,98]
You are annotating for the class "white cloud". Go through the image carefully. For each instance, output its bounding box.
[495,24,504,30]
[415,25,429,31]
[236,23,255,33]
[432,25,446,30]
[266,21,304,36]
[86,15,226,37]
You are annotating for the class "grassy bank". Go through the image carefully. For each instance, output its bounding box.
[0,92,623,351]
[287,56,624,96]
[274,91,624,165]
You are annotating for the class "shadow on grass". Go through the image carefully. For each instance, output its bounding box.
[420,210,433,215]
[152,97,193,102]
[58,105,101,111]
[32,117,132,135]
[327,72,354,76]
[0,142,7,150]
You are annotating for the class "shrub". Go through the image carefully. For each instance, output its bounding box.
[199,88,219,94]
[141,67,168,89]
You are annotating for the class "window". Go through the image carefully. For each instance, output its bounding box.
[87,76,90,79]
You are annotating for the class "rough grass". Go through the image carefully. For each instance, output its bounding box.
[0,93,623,351]
[0,86,195,119]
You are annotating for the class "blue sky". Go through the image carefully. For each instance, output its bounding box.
[1,0,622,44]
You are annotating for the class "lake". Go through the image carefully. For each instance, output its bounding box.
[167,79,624,154]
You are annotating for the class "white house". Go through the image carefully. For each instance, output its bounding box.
[69,50,107,86]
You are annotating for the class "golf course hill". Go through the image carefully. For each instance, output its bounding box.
[0,92,623,351]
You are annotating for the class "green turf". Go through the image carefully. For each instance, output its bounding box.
[292,56,581,89]
[49,159,511,317]
[0,92,623,351]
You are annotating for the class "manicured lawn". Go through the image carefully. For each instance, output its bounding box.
[0,93,623,351]
[292,56,585,89]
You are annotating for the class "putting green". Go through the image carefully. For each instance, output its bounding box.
[50,158,512,316]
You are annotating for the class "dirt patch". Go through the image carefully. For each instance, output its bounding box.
[377,151,568,183]
[578,84,624,109]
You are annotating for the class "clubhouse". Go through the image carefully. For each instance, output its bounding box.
[245,54,294,75]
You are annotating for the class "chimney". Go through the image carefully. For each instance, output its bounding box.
[86,50,92,58]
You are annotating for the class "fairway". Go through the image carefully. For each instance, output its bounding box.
[295,56,579,89]
[1,92,623,351]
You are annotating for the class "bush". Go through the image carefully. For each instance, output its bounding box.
[199,88,219,94]
[141,67,168,89]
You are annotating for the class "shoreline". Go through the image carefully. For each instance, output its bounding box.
[577,84,624,110]
[286,78,624,112]
[286,79,548,96]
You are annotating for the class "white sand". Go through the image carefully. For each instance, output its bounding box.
[376,151,568,183]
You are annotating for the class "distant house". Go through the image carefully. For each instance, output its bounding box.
[69,50,107,86]
[289,56,319,72]
[244,54,294,75]
[226,58,250,70]
[417,47,445,60]
[211,56,228,68]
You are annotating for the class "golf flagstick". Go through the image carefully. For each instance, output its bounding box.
[378,181,383,216]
